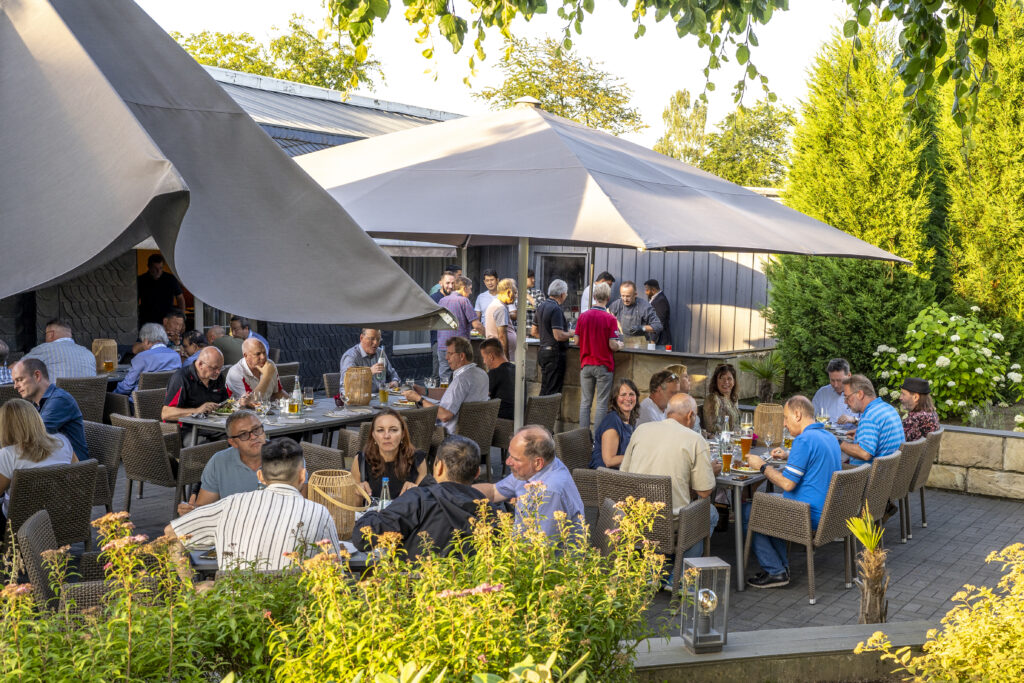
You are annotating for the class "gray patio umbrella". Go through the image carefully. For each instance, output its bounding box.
[296,100,910,425]
[0,0,449,330]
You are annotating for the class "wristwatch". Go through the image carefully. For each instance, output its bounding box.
[759,463,769,475]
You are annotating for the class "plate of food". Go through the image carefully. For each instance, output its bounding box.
[212,401,236,416]
[729,466,759,474]
[394,400,417,407]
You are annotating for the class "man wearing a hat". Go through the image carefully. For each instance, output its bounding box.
[899,377,940,442]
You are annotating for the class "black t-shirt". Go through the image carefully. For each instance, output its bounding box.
[164,363,228,412]
[138,271,183,324]
[356,450,427,499]
[535,298,568,351]
[488,361,516,420]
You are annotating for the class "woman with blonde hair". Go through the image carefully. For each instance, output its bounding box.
[0,398,76,516]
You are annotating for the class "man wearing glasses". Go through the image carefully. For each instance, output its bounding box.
[840,375,902,466]
[162,347,228,421]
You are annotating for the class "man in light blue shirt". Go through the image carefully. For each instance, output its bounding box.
[115,323,181,395]
[340,328,399,392]
[811,358,859,427]
[841,375,903,466]
[229,316,269,355]
[475,425,585,539]
[23,319,96,379]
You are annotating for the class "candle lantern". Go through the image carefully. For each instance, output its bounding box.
[680,556,730,654]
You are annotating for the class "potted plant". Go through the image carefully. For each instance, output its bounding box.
[738,352,785,403]
[847,503,888,623]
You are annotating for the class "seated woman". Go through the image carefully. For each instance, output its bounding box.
[703,363,740,435]
[590,378,639,469]
[352,408,427,499]
[899,377,939,441]
[0,399,76,518]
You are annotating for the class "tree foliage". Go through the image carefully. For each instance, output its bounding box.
[473,37,644,135]
[172,14,382,92]
[700,99,795,187]
[653,90,707,166]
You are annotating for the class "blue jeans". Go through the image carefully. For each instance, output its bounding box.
[742,497,789,576]
[438,346,452,383]
[683,503,719,558]
[579,364,613,431]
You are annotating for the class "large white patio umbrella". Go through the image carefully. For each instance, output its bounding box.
[296,100,910,425]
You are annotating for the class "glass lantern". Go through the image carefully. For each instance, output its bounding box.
[680,556,730,654]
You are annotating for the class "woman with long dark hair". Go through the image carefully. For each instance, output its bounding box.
[589,378,639,469]
[352,408,427,499]
[703,363,740,434]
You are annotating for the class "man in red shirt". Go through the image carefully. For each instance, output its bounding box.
[575,282,624,431]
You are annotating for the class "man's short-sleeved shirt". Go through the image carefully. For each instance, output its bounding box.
[37,383,88,460]
[852,397,904,464]
[200,446,262,498]
[636,397,666,427]
[137,271,183,324]
[164,363,228,413]
[23,338,97,379]
[225,358,283,398]
[437,293,478,350]
[781,422,842,526]
[535,299,568,351]
[475,290,516,315]
[488,362,516,420]
[622,419,715,513]
[439,363,489,434]
[576,306,619,371]
[484,300,516,357]
[495,457,584,538]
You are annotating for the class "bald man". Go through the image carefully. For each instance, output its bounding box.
[163,347,230,421]
[225,337,286,403]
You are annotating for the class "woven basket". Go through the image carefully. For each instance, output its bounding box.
[343,367,373,406]
[307,469,371,538]
[92,339,118,372]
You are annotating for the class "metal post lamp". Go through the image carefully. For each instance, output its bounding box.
[680,556,730,654]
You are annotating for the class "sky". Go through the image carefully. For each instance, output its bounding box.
[136,0,851,147]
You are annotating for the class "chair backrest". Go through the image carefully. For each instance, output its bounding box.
[55,376,107,423]
[0,384,20,406]
[301,442,346,475]
[911,428,944,492]
[492,417,515,450]
[593,497,621,555]
[323,372,341,397]
[276,362,300,378]
[554,428,593,471]
[525,393,562,433]
[402,405,441,454]
[133,388,167,421]
[454,398,501,456]
[279,375,297,394]
[753,403,784,445]
[812,464,871,547]
[596,467,674,553]
[16,510,60,607]
[571,468,600,508]
[178,439,230,487]
[83,420,125,499]
[891,439,927,502]
[138,371,175,391]
[109,414,176,484]
[8,460,98,547]
[864,452,901,520]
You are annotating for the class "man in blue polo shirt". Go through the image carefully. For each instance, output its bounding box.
[840,374,903,466]
[743,395,841,588]
[11,358,89,460]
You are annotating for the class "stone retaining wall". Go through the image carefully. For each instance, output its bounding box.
[928,426,1024,500]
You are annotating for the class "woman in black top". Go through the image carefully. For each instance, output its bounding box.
[352,408,427,499]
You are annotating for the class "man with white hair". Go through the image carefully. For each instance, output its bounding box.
[226,337,286,402]
[532,279,571,396]
[114,323,181,395]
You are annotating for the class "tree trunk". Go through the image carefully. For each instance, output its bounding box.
[855,550,889,624]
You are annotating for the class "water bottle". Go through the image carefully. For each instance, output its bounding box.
[378,477,391,511]
[291,377,302,407]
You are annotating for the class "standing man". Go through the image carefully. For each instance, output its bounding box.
[438,277,483,383]
[525,269,545,328]
[841,375,903,465]
[636,369,681,426]
[229,316,269,355]
[475,269,517,321]
[812,358,859,426]
[576,283,623,431]
[533,279,571,396]
[579,271,615,314]
[11,358,88,460]
[403,337,488,435]
[226,337,287,401]
[484,278,518,359]
[115,323,181,396]
[137,253,184,326]
[339,329,399,392]
[207,325,243,367]
[480,338,515,420]
[429,264,462,295]
[162,347,228,421]
[22,319,96,379]
[429,268,458,379]
[0,340,10,385]
[643,279,672,347]
[609,281,663,342]
[744,395,842,588]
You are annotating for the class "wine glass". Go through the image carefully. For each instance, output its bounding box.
[762,432,774,457]
[741,412,753,432]
[816,407,830,425]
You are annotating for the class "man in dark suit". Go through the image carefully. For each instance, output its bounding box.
[644,279,672,347]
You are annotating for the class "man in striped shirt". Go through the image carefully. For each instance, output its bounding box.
[840,375,903,466]
[166,438,339,570]
[22,319,97,379]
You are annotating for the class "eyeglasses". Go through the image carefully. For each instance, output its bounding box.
[229,425,265,441]
[199,361,223,374]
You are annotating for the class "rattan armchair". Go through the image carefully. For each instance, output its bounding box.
[301,441,347,475]
[276,362,300,378]
[571,468,600,509]
[17,510,106,611]
[84,420,126,512]
[55,376,107,423]
[863,452,901,525]
[104,391,131,422]
[280,375,298,394]
[743,464,871,605]
[7,460,99,550]
[555,428,593,471]
[133,387,169,421]
[888,440,926,543]
[454,398,501,481]
[138,370,176,391]
[909,428,943,529]
[109,414,181,514]
[0,384,19,405]
[176,439,230,514]
[402,405,441,454]
[753,403,784,445]
[323,372,341,397]
[491,393,564,467]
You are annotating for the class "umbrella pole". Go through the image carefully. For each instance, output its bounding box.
[514,236,529,431]
[588,246,595,309]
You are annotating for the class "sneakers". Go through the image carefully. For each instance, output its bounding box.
[747,570,790,588]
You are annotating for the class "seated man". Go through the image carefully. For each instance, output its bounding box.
[636,369,680,426]
[162,347,228,422]
[182,330,208,366]
[475,425,585,539]
[340,328,399,392]
[622,393,719,557]
[167,437,339,570]
[353,435,489,558]
[11,358,89,460]
[208,325,243,366]
[229,316,269,354]
[812,358,859,427]
[840,374,903,465]
[225,337,286,403]
[743,395,842,588]
[115,323,181,395]
[22,319,96,379]
[132,309,186,357]
[403,337,488,434]
[480,338,515,420]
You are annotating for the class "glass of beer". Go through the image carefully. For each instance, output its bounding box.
[440,379,449,389]
[102,359,115,372]
[287,398,300,415]
[303,388,314,409]
[379,387,389,405]
[721,448,733,474]
[740,434,753,456]
[783,428,793,449]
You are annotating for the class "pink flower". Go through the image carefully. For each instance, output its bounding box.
[262,609,272,619]
[103,562,113,571]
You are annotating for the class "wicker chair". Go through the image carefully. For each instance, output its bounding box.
[109,414,181,514]
[889,440,927,543]
[909,428,943,529]
[301,441,346,474]
[104,392,131,422]
[0,384,20,405]
[571,468,600,509]
[743,464,871,605]
[863,452,901,524]
[276,362,300,378]
[84,420,125,512]
[323,372,341,397]
[55,376,107,424]
[593,497,620,555]
[279,375,297,394]
[138,370,175,391]
[595,468,712,596]
[753,403,784,445]
[454,398,501,481]
[176,440,230,513]
[403,405,441,454]
[7,460,98,549]
[491,393,563,460]
[133,387,167,420]
[555,428,593,471]
[17,510,106,610]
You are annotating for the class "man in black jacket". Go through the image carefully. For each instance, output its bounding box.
[353,435,488,558]
[644,279,672,347]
